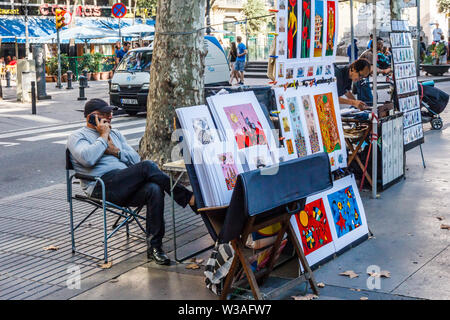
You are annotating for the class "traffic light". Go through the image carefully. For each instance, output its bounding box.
[55,8,65,30]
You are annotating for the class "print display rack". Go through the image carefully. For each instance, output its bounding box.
[380,113,404,190]
[390,20,424,152]
[193,153,333,300]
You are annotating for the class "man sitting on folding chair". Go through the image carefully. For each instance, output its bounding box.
[67,98,196,265]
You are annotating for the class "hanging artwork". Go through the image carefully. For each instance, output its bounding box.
[287,95,309,157]
[313,0,324,57]
[301,94,322,153]
[313,92,341,153]
[301,0,312,58]
[288,0,298,59]
[324,175,369,252]
[325,0,336,56]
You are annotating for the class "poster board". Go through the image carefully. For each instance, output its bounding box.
[390,20,424,151]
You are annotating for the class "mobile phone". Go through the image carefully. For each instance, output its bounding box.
[88,114,97,126]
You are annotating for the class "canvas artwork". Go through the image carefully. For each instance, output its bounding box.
[307,66,314,77]
[192,117,215,145]
[301,0,312,58]
[282,116,291,132]
[290,193,337,268]
[314,0,324,57]
[278,62,285,78]
[297,66,305,78]
[301,94,322,153]
[328,185,362,237]
[324,175,368,251]
[279,0,286,10]
[325,0,336,56]
[288,0,299,59]
[293,198,333,255]
[223,103,268,150]
[287,95,309,157]
[176,104,221,154]
[286,139,294,154]
[218,152,239,191]
[279,16,286,33]
[313,92,341,153]
[286,67,294,79]
[278,39,286,56]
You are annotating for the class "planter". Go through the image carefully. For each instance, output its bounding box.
[421,64,450,76]
[109,70,114,79]
[61,74,67,82]
[45,75,55,82]
[91,72,100,81]
[100,71,110,80]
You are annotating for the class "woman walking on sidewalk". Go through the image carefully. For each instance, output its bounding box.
[228,42,239,85]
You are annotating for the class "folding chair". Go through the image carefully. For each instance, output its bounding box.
[65,149,146,263]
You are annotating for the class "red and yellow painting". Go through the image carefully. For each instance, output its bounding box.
[325,0,336,56]
[294,198,333,255]
[314,92,341,153]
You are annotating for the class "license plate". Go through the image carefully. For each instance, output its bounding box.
[121,98,138,105]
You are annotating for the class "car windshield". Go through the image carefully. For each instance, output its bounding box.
[116,50,152,72]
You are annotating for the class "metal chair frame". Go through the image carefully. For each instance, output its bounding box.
[66,150,146,263]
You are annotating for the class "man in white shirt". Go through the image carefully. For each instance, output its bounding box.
[433,23,443,43]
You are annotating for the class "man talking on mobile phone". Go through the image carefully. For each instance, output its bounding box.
[67,98,196,265]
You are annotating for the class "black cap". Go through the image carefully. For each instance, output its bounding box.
[84,98,114,117]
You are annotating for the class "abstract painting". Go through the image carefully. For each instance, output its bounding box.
[223,103,268,150]
[301,95,321,153]
[313,92,341,153]
[287,96,308,157]
[287,0,298,59]
[314,0,324,57]
[218,152,238,191]
[300,0,312,58]
[192,117,214,145]
[293,198,333,255]
[327,184,363,238]
[325,1,336,56]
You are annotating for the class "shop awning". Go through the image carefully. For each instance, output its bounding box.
[0,16,155,43]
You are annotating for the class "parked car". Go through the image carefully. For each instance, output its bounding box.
[109,35,230,115]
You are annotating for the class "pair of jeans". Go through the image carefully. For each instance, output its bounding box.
[91,160,193,249]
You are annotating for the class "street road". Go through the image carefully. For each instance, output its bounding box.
[0,113,146,199]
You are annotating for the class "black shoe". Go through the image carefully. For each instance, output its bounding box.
[147,246,170,265]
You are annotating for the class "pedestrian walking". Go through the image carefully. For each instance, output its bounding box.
[234,36,248,85]
[227,42,239,85]
[347,38,359,62]
[432,23,443,43]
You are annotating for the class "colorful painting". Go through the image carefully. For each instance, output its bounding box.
[279,16,286,33]
[223,103,268,150]
[307,66,314,77]
[294,198,333,255]
[218,152,238,191]
[282,116,291,132]
[288,0,298,59]
[300,0,312,58]
[192,117,214,145]
[327,185,363,238]
[287,96,308,157]
[278,62,285,78]
[325,1,336,56]
[278,94,286,110]
[314,92,341,153]
[286,139,294,154]
[301,95,320,153]
[314,0,324,57]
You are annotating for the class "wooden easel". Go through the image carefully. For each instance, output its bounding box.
[199,201,319,300]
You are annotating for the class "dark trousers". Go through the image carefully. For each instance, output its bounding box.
[92,160,192,249]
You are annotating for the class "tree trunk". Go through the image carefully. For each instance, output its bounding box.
[390,0,402,21]
[139,0,207,166]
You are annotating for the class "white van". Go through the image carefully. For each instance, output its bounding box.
[110,35,230,115]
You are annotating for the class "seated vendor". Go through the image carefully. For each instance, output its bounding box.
[334,58,371,111]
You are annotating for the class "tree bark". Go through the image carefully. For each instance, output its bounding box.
[139,0,207,166]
